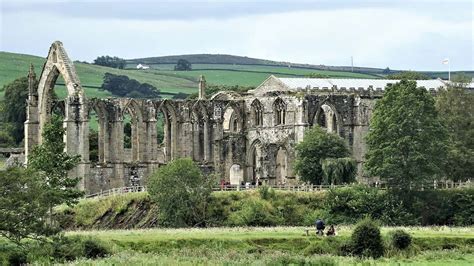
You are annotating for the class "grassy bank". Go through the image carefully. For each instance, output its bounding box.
[65,226,473,265]
[57,187,474,230]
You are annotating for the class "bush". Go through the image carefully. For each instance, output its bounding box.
[83,238,108,259]
[390,230,412,250]
[351,218,384,258]
[227,198,283,226]
[258,185,275,200]
[7,249,27,266]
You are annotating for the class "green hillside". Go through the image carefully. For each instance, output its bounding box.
[0,52,381,100]
[129,54,474,79]
[0,52,197,99]
[2,52,468,101]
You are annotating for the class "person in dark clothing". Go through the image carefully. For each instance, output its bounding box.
[327,225,335,236]
[315,219,325,235]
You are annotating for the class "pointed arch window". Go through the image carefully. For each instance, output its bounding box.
[273,98,286,125]
[250,99,263,127]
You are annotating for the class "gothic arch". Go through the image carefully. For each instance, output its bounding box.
[157,100,178,160]
[37,42,85,134]
[250,99,263,127]
[312,101,342,135]
[273,97,286,125]
[88,100,109,163]
[247,139,262,182]
[28,41,88,189]
[223,103,242,132]
[121,99,146,162]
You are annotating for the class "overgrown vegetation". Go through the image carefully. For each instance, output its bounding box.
[57,186,473,230]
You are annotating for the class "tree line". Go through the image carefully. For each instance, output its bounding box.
[93,56,126,69]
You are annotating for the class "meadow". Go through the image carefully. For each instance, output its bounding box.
[0,52,379,101]
[65,226,474,265]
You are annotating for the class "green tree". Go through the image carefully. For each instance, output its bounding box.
[148,158,212,227]
[365,80,447,187]
[28,115,83,222]
[294,126,351,184]
[174,59,192,71]
[321,157,357,185]
[435,74,474,181]
[0,167,56,245]
[100,73,161,98]
[93,55,126,69]
[387,71,429,80]
[1,77,36,145]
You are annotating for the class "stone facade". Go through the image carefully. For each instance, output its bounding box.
[25,42,450,193]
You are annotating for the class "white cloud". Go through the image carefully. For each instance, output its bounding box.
[1,5,472,70]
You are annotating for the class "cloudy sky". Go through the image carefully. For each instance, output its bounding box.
[1,0,472,70]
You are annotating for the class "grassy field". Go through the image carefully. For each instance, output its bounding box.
[0,52,381,101]
[65,226,473,265]
[0,52,196,99]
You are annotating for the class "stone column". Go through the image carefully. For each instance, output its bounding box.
[64,94,89,190]
[203,120,211,162]
[24,64,39,164]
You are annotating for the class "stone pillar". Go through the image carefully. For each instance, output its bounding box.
[24,64,39,164]
[198,75,206,100]
[145,118,157,162]
[203,120,211,162]
[64,94,89,190]
[192,120,200,161]
[213,119,224,175]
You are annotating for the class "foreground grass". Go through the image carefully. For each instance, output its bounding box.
[68,250,474,266]
[68,226,474,241]
[63,226,474,265]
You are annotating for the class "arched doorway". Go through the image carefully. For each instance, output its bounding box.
[275,147,288,185]
[247,140,262,183]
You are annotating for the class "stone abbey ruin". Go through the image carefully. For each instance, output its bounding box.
[25,41,452,193]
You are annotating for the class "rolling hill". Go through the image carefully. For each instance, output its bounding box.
[1,52,470,101]
[127,54,473,79]
[0,52,379,100]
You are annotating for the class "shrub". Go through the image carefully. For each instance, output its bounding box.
[7,249,27,266]
[83,238,109,259]
[351,218,384,258]
[258,185,275,200]
[325,186,385,224]
[227,198,283,226]
[51,236,85,262]
[390,230,412,250]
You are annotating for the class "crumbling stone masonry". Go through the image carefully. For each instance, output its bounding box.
[25,42,449,193]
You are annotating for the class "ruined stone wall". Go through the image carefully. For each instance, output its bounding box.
[26,42,381,194]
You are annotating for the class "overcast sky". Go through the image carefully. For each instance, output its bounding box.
[1,0,472,70]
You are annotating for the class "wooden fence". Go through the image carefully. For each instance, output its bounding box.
[84,180,472,199]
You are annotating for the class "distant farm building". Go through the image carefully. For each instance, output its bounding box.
[136,64,150,70]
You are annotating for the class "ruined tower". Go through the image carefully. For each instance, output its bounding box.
[198,75,206,100]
